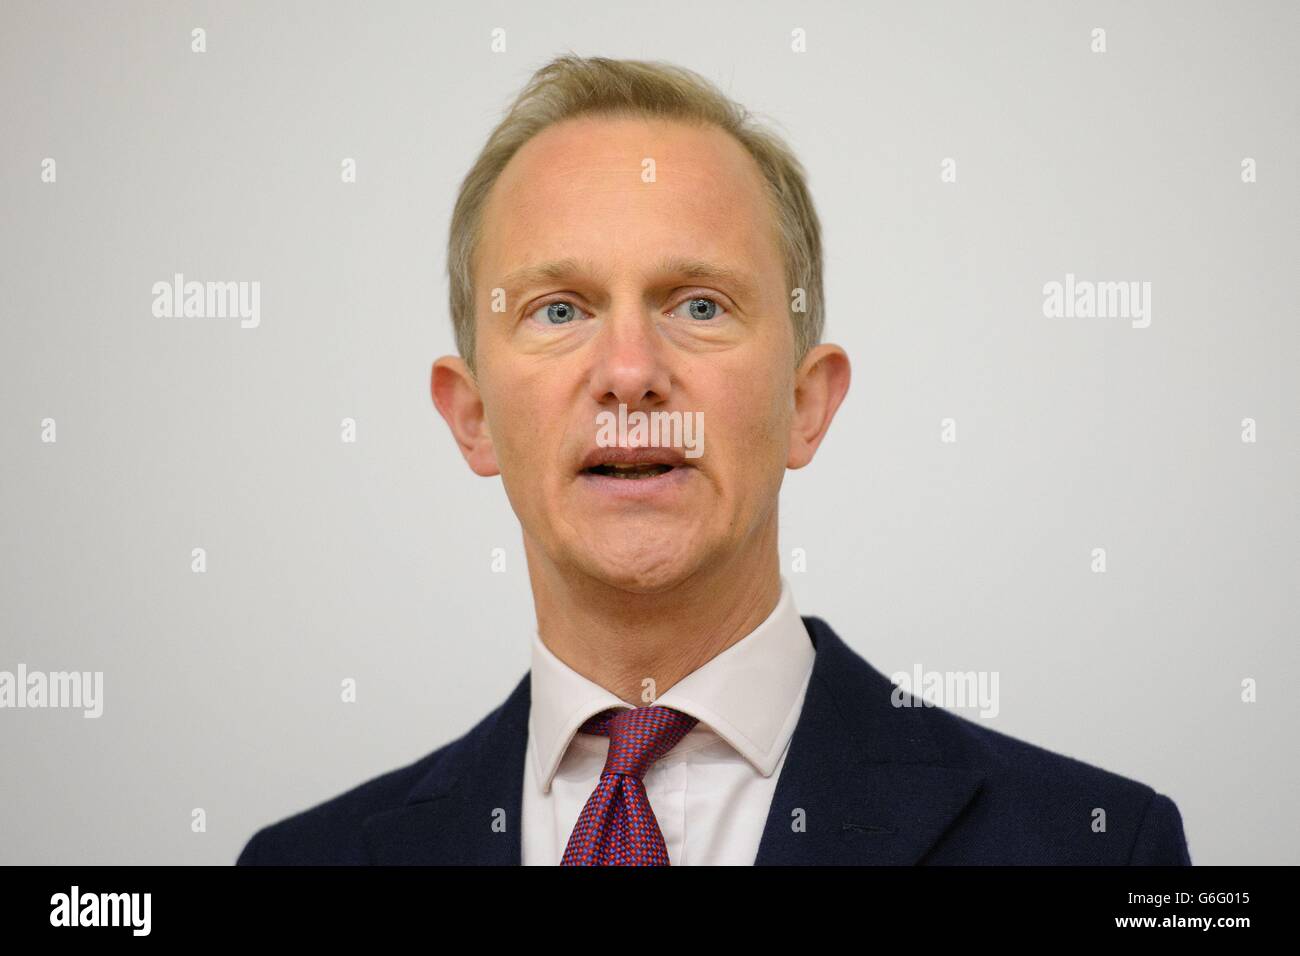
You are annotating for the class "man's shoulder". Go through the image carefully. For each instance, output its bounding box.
[805,615,1191,864]
[924,703,1190,864]
[235,696,506,866]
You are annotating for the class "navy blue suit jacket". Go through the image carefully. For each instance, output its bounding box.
[236,616,1192,865]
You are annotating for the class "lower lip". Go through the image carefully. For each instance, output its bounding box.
[576,465,695,501]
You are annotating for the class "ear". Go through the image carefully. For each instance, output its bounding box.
[431,355,500,477]
[787,344,851,469]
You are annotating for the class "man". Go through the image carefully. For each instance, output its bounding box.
[237,54,1191,866]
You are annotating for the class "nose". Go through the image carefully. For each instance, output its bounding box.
[586,303,672,409]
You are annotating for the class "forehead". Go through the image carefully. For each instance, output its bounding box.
[476,113,783,291]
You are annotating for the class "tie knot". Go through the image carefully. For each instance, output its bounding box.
[579,705,699,779]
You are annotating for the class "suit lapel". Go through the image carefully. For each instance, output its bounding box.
[753,616,985,864]
[362,673,531,864]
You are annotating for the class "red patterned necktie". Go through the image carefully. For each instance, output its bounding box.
[560,705,699,866]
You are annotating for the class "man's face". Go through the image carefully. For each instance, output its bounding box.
[454,114,806,593]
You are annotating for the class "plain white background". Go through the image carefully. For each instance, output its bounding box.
[1,0,1295,864]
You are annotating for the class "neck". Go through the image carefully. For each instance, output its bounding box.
[527,529,782,704]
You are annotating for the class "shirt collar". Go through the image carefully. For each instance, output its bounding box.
[527,576,815,793]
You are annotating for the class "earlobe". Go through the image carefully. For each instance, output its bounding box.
[431,356,501,477]
[786,345,852,470]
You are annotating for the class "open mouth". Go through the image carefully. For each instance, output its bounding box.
[584,463,676,479]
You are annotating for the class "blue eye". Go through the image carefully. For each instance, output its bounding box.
[675,297,725,321]
[545,302,576,324]
[531,300,585,326]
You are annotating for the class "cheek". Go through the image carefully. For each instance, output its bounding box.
[709,380,791,478]
[479,381,531,471]
[482,376,567,486]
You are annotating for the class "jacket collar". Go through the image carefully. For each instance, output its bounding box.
[527,575,813,794]
[361,616,984,865]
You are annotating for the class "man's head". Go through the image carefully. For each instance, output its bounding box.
[433,54,850,595]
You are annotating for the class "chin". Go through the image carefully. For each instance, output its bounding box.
[573,542,707,596]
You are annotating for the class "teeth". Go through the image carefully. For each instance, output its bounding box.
[589,462,673,478]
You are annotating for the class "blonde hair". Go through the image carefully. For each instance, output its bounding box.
[447,53,824,373]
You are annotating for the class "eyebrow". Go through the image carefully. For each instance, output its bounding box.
[500,255,761,304]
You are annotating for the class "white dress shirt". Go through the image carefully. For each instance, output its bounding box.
[522,576,815,865]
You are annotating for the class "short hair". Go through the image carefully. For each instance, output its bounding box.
[446,53,824,374]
